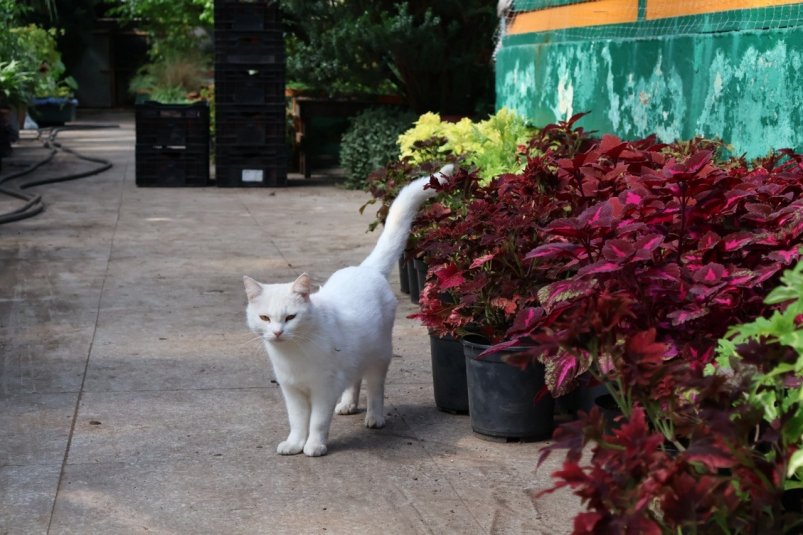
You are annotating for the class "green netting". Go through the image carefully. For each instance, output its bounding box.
[504,1,803,44]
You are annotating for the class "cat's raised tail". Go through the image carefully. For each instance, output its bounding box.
[360,164,453,278]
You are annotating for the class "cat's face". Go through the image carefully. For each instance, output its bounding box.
[243,273,312,344]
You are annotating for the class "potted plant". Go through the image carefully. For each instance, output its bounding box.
[12,24,79,126]
[489,132,803,531]
[409,115,596,435]
[0,60,33,155]
[534,256,803,533]
[712,257,803,517]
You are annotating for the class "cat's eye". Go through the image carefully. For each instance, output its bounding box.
[285,314,296,322]
[259,315,271,322]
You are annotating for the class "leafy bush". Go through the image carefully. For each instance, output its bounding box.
[413,116,596,342]
[394,108,803,532]
[398,108,536,183]
[339,107,416,190]
[538,258,803,533]
[713,257,803,491]
[280,0,496,115]
[11,24,77,98]
[472,126,803,533]
[106,0,212,61]
[0,60,34,107]
[502,137,803,401]
[128,50,210,104]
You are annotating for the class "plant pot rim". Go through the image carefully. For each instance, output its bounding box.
[462,335,532,362]
[31,97,78,106]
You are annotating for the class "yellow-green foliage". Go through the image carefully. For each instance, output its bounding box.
[397,108,536,183]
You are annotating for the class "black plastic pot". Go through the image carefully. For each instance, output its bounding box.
[429,334,469,414]
[407,258,420,304]
[398,258,410,294]
[414,258,427,293]
[462,335,554,440]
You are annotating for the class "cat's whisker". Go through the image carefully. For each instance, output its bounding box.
[236,334,265,348]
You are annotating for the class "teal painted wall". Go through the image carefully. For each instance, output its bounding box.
[496,13,803,157]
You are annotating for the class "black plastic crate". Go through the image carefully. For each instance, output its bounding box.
[214,30,284,65]
[214,65,285,105]
[136,145,210,187]
[214,1,281,31]
[215,148,287,187]
[215,105,286,146]
[135,101,210,148]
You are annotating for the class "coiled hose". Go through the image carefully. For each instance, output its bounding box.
[0,124,117,225]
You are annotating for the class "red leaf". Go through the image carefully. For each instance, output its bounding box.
[490,296,518,315]
[546,217,585,238]
[508,307,545,335]
[727,269,756,286]
[433,264,465,290]
[578,202,613,228]
[697,231,720,251]
[685,442,736,471]
[469,253,495,269]
[537,280,597,311]
[601,239,635,261]
[577,261,623,276]
[621,189,645,206]
[572,512,604,534]
[692,262,727,285]
[721,232,753,252]
[767,247,801,265]
[667,306,711,326]
[635,233,664,253]
[686,150,713,173]
[525,242,584,261]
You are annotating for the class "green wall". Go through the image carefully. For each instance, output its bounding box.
[496,12,803,157]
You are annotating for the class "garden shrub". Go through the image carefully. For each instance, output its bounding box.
[339,107,416,190]
[397,108,536,183]
[402,111,803,531]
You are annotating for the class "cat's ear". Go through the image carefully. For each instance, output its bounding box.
[243,275,263,301]
[291,273,311,301]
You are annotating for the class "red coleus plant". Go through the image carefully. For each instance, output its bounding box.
[500,139,803,397]
[537,384,797,533]
[497,136,803,533]
[413,114,596,342]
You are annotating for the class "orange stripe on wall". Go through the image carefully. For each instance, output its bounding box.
[507,0,639,34]
[647,0,803,19]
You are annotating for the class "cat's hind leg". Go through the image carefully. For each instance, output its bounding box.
[277,384,310,455]
[364,358,391,429]
[335,380,361,415]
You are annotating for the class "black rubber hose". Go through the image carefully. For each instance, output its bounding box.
[0,124,117,225]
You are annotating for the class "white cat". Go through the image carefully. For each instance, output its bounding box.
[243,165,452,457]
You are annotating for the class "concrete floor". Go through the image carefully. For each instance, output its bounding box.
[0,111,580,534]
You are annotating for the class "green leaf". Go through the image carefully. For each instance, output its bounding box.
[788,449,803,479]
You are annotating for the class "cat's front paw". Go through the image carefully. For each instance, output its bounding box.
[277,439,305,455]
[303,441,328,457]
[365,413,385,429]
[335,400,358,415]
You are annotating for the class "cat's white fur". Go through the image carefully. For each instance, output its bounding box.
[243,165,452,457]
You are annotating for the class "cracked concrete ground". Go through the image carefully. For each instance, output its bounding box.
[0,110,581,534]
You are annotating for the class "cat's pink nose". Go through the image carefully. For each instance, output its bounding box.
[273,330,283,338]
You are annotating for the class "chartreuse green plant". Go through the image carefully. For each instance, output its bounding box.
[397,108,535,183]
[11,24,77,98]
[712,255,803,490]
[0,60,34,107]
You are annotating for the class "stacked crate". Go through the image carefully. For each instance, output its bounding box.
[214,0,287,187]
[135,101,210,187]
